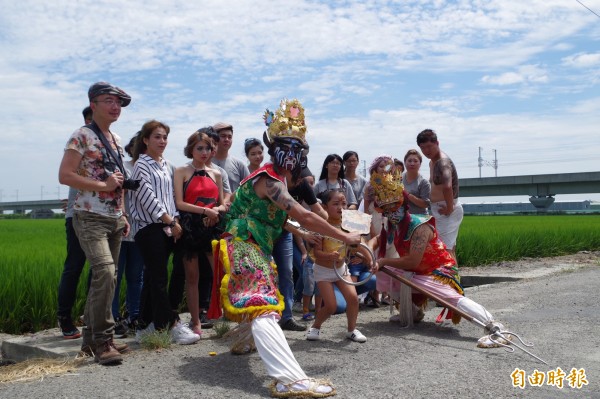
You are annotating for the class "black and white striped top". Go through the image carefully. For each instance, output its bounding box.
[130,154,178,232]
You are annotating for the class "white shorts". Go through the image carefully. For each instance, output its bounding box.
[313,262,348,283]
[431,199,463,249]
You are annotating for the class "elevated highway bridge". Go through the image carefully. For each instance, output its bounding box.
[1,172,599,214]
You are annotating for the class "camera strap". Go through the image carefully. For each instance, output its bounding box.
[85,122,129,180]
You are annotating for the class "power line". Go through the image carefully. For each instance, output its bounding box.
[576,0,600,19]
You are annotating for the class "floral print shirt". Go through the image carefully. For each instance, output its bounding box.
[65,126,124,217]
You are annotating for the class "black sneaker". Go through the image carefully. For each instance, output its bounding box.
[200,312,213,329]
[279,318,307,331]
[58,316,81,339]
[114,318,129,337]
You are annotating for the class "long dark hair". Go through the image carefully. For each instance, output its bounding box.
[133,120,170,161]
[318,154,345,181]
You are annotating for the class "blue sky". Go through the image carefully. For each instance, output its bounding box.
[1,0,599,203]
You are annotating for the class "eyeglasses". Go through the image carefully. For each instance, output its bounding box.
[94,98,123,107]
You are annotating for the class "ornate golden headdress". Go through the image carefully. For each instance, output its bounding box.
[370,162,404,212]
[263,98,307,146]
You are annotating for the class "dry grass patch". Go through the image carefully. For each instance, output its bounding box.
[0,357,85,384]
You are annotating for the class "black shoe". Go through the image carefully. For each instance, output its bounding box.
[58,316,81,339]
[114,318,129,337]
[279,318,307,331]
[199,312,213,329]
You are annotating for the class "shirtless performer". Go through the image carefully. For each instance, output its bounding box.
[416,129,463,259]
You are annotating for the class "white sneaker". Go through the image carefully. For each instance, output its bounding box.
[346,329,367,343]
[306,327,320,341]
[135,322,155,343]
[171,321,201,345]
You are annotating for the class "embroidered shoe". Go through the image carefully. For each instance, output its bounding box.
[306,327,320,341]
[271,378,336,398]
[171,321,201,345]
[346,329,367,343]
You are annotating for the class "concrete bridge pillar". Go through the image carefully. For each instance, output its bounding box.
[529,195,555,211]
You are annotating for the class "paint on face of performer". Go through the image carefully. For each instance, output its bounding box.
[273,138,305,173]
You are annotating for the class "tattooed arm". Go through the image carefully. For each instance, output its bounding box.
[432,157,455,215]
[254,176,361,246]
[376,224,433,271]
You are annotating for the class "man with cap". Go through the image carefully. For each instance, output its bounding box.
[58,82,132,365]
[211,122,249,192]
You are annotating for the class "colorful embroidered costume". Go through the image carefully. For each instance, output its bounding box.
[393,214,462,295]
[209,164,286,322]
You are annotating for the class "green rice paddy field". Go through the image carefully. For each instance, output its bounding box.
[1,215,599,334]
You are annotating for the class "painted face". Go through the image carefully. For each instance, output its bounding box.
[273,139,304,173]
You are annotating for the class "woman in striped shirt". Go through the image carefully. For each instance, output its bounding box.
[130,120,200,345]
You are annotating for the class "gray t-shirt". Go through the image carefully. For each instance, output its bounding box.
[347,175,368,207]
[212,156,249,192]
[402,172,431,215]
[205,162,231,194]
[313,178,358,207]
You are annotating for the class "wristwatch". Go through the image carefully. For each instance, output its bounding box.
[168,220,177,228]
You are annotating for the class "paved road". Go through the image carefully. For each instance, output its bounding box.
[1,260,598,398]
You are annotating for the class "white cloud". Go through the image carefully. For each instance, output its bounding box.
[562,52,600,68]
[1,0,599,202]
[481,64,548,86]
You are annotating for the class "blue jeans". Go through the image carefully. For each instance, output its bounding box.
[72,211,124,346]
[332,268,376,314]
[57,217,88,319]
[112,240,144,321]
[292,240,305,302]
[272,230,294,322]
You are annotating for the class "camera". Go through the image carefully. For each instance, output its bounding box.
[122,179,141,191]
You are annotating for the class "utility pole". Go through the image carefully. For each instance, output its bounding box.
[478,147,498,177]
[478,147,483,178]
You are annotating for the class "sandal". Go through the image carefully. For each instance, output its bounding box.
[270,378,336,398]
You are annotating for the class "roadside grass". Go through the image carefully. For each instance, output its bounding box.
[1,215,599,334]
[212,319,231,338]
[139,330,172,350]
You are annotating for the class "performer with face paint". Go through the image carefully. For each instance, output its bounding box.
[368,156,509,347]
[208,99,360,398]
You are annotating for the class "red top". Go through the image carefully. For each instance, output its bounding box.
[183,169,219,208]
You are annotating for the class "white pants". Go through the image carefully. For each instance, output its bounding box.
[380,268,494,326]
[252,314,308,384]
[431,199,463,249]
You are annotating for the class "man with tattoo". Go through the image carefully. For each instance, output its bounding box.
[368,157,507,347]
[416,129,463,259]
[208,99,360,398]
